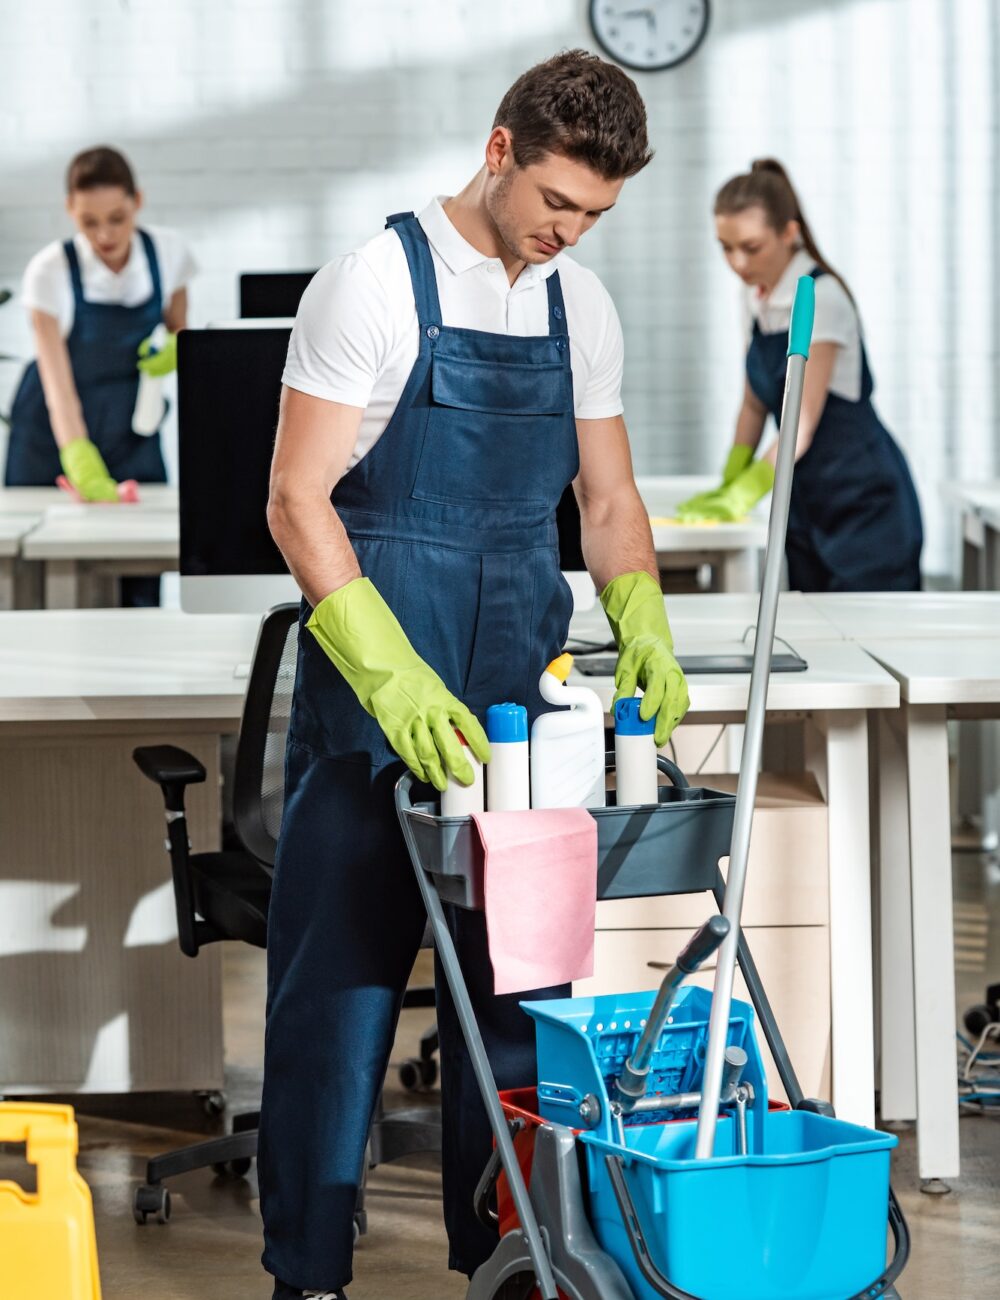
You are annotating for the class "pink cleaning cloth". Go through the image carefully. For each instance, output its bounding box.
[472,808,598,996]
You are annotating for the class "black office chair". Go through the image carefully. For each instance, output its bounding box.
[131,602,440,1228]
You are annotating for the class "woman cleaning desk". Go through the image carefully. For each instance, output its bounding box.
[678,159,923,593]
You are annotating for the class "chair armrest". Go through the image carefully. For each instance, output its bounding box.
[133,745,207,787]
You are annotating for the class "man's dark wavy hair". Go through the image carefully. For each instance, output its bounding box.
[493,49,653,180]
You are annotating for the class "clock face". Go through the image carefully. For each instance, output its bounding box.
[589,0,710,72]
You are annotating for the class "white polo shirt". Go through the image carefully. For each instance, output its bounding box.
[283,197,625,471]
[20,225,196,345]
[744,248,863,401]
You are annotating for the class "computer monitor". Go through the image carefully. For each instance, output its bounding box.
[178,327,300,612]
[179,327,595,614]
[239,271,316,319]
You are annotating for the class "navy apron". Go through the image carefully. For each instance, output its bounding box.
[258,213,579,1295]
[5,229,168,488]
[746,268,922,591]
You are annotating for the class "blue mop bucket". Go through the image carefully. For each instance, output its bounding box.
[580,1110,897,1300]
[521,986,768,1144]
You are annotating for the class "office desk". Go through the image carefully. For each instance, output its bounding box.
[862,636,1000,1187]
[636,476,768,593]
[942,479,1000,590]
[0,603,898,1122]
[0,513,42,610]
[20,490,179,608]
[0,609,259,1094]
[569,610,900,1127]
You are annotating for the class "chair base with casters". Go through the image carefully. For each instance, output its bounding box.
[130,604,441,1237]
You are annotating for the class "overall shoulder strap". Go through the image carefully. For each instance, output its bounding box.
[385,213,441,324]
[63,240,85,305]
[545,271,567,335]
[138,230,163,308]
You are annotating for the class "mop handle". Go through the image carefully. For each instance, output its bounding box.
[694,276,815,1160]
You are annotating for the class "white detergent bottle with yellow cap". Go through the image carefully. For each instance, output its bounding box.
[530,653,606,809]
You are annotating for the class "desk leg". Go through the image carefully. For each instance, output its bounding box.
[44,560,81,609]
[717,548,757,594]
[905,702,961,1184]
[807,710,875,1127]
[0,557,14,611]
[876,709,917,1120]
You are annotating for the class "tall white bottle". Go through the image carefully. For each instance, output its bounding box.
[530,653,606,809]
[132,324,167,436]
[614,697,659,806]
[486,703,530,811]
[440,729,485,817]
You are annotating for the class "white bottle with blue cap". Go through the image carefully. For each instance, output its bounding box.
[485,703,530,811]
[614,697,659,806]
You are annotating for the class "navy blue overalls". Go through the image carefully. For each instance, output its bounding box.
[258,212,579,1296]
[747,268,922,591]
[6,230,168,489]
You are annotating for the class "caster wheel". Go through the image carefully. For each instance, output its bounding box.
[398,1058,421,1091]
[399,1056,438,1091]
[964,1003,996,1038]
[230,1157,252,1177]
[199,1090,226,1118]
[133,1184,170,1224]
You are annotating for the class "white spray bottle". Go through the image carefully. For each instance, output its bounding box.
[132,323,168,435]
[530,653,606,809]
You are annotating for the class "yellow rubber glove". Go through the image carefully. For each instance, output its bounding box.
[137,330,177,377]
[601,571,690,747]
[676,459,775,523]
[58,438,119,503]
[307,577,490,791]
[675,445,755,518]
[722,443,754,485]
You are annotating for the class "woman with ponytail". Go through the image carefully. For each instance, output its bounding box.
[678,158,922,591]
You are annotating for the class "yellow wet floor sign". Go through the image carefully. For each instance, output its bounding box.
[0,1103,102,1299]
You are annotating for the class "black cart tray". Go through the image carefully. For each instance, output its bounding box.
[398,756,735,911]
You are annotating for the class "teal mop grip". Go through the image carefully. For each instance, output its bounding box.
[786,275,815,359]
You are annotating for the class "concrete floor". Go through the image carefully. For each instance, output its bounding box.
[5,850,999,1299]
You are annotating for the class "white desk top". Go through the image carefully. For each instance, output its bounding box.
[861,637,1000,705]
[569,591,844,647]
[0,513,42,558]
[0,484,177,516]
[0,604,898,726]
[804,591,1000,640]
[0,610,260,723]
[572,636,898,716]
[21,501,180,561]
[940,480,1000,514]
[636,476,769,554]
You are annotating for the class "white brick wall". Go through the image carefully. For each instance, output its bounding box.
[1,0,997,574]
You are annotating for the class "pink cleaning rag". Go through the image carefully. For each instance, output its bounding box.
[471,808,598,996]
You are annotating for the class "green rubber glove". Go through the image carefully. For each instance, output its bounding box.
[675,445,756,518]
[601,571,690,747]
[137,330,177,377]
[58,438,119,503]
[306,577,490,792]
[675,458,775,523]
[721,443,754,485]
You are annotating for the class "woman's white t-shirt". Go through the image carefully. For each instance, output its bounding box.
[744,248,862,401]
[20,225,196,345]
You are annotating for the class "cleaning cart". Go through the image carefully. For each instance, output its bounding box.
[395,277,910,1299]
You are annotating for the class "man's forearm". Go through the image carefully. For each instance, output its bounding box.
[267,489,362,609]
[579,483,658,594]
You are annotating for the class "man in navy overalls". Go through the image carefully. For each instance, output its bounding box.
[260,51,690,1299]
